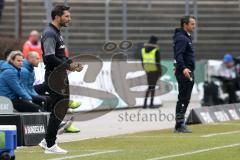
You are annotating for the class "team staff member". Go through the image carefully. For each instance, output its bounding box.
[173,16,196,133]
[141,35,162,108]
[20,51,51,111]
[39,5,82,154]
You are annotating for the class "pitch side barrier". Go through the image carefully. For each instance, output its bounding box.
[187,103,240,124]
[0,96,49,146]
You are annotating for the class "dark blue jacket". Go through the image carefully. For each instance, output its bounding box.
[20,60,38,97]
[0,62,32,100]
[173,28,195,75]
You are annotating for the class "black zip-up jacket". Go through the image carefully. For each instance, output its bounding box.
[41,23,72,72]
[173,28,195,75]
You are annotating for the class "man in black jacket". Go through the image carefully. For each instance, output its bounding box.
[173,16,196,133]
[39,5,83,154]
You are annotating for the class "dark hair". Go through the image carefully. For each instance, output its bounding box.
[51,5,70,20]
[4,49,13,59]
[180,15,196,28]
[148,35,158,44]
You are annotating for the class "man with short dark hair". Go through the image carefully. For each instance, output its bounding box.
[39,5,83,154]
[173,16,196,133]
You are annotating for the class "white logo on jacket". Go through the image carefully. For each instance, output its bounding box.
[59,45,65,49]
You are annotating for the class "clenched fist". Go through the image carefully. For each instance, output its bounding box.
[75,63,83,72]
[68,62,83,72]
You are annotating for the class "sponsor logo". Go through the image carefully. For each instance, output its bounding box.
[24,125,46,135]
[59,45,65,49]
[214,111,230,122]
[228,109,240,120]
[200,112,214,123]
[0,104,10,110]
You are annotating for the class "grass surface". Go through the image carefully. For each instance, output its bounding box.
[15,121,240,160]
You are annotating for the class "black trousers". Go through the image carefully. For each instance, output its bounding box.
[44,69,69,147]
[12,99,44,112]
[32,95,52,112]
[223,80,238,104]
[175,73,194,128]
[144,71,161,107]
[34,83,49,96]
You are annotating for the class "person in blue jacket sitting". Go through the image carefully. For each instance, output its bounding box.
[20,51,80,133]
[20,51,52,111]
[0,50,44,112]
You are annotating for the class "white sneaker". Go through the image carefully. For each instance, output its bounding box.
[39,139,47,149]
[44,144,68,154]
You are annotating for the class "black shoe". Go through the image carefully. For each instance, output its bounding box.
[149,104,162,109]
[143,105,147,109]
[174,125,192,133]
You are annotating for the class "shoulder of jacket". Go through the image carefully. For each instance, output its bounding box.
[42,29,56,39]
[175,35,189,43]
[20,67,29,73]
[2,68,17,75]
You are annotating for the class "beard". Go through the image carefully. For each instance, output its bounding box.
[59,20,69,27]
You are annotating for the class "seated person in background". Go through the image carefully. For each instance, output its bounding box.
[22,30,70,62]
[21,52,79,133]
[0,50,44,112]
[218,54,238,103]
[26,51,80,133]
[22,30,42,60]
[0,49,12,69]
[20,51,51,112]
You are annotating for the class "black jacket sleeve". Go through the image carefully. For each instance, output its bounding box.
[174,36,187,73]
[155,50,162,73]
[45,55,72,69]
[45,55,63,67]
[43,36,72,69]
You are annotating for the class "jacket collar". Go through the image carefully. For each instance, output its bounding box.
[49,23,60,33]
[175,28,192,39]
[8,62,21,72]
[23,60,34,72]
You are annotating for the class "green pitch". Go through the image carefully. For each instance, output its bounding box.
[0,132,5,149]
[16,120,240,160]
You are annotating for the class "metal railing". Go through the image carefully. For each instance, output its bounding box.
[105,0,111,42]
[11,0,198,42]
[185,0,198,42]
[122,0,127,41]
[44,0,52,23]
[105,0,128,42]
[15,0,22,40]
